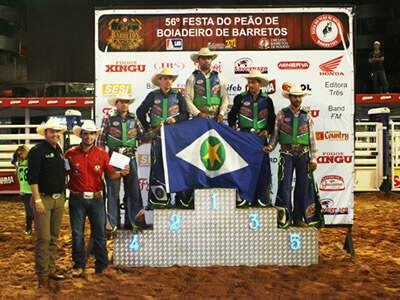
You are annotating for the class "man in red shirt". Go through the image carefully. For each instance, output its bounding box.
[65,120,129,277]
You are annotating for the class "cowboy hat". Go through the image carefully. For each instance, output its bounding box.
[65,109,82,117]
[37,117,67,136]
[72,120,101,137]
[190,47,218,63]
[107,94,135,106]
[151,67,178,87]
[242,69,269,87]
[282,82,311,99]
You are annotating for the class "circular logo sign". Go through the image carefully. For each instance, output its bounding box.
[310,14,343,48]
[200,136,225,171]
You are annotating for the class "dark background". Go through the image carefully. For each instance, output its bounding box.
[0,0,399,92]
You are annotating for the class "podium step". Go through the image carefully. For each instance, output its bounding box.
[114,189,318,267]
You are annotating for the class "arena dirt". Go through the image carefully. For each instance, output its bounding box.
[0,193,399,299]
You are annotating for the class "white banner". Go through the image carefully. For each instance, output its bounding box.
[95,7,354,225]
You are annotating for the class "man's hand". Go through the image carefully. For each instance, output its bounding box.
[165,118,176,124]
[120,164,130,177]
[151,125,162,135]
[308,160,317,173]
[197,112,209,119]
[263,145,273,153]
[215,114,224,123]
[35,198,45,214]
[258,130,269,138]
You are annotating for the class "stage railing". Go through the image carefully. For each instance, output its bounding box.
[354,122,384,191]
[391,121,400,191]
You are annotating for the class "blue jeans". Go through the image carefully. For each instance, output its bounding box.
[275,151,321,225]
[106,158,143,227]
[69,194,108,270]
[372,70,389,93]
[22,193,34,231]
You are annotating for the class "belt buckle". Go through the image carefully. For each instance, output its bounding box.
[83,192,94,199]
[52,193,61,200]
[292,144,300,150]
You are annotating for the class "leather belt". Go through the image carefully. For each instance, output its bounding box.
[280,144,309,152]
[40,193,63,200]
[70,191,102,199]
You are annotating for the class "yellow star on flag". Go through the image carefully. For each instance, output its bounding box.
[202,141,222,168]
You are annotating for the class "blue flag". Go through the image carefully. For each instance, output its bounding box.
[161,118,265,201]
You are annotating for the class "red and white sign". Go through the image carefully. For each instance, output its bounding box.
[315,131,349,141]
[320,175,345,191]
[277,61,310,70]
[310,14,343,48]
[317,152,353,164]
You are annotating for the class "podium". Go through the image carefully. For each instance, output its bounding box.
[114,189,318,267]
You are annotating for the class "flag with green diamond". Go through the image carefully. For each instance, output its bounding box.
[161,118,265,201]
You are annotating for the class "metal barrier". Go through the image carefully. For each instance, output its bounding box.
[0,124,44,193]
[0,124,43,172]
[354,122,384,191]
[391,121,400,191]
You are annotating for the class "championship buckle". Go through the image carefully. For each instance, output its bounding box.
[51,193,62,200]
[83,192,94,199]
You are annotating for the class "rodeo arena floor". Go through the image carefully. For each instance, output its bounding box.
[0,192,398,299]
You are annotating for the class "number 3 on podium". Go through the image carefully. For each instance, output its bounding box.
[249,213,261,230]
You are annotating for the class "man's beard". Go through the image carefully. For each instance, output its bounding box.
[82,140,94,147]
[200,63,210,71]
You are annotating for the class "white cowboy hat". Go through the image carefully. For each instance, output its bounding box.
[242,69,269,87]
[37,117,67,136]
[151,67,178,87]
[65,109,82,117]
[72,120,101,137]
[107,94,135,106]
[282,82,311,99]
[190,47,218,63]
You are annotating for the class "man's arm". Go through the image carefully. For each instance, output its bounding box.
[265,110,283,151]
[308,113,318,162]
[103,152,130,179]
[175,92,189,122]
[97,115,110,149]
[266,97,276,135]
[227,94,242,128]
[218,78,230,117]
[136,92,154,131]
[27,147,45,214]
[27,147,41,187]
[184,75,201,116]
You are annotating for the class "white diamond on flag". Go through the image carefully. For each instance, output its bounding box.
[176,129,248,178]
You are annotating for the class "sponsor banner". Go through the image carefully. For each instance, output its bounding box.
[97,12,350,52]
[136,143,153,224]
[95,7,354,225]
[392,168,400,190]
[0,172,19,192]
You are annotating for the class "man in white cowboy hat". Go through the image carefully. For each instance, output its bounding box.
[185,47,229,121]
[137,67,191,208]
[264,83,323,229]
[98,94,144,231]
[65,120,130,277]
[228,69,276,208]
[27,117,67,288]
